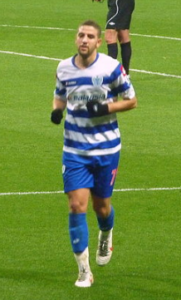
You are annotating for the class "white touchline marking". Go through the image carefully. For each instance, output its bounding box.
[130,32,181,41]
[0,191,64,196]
[114,187,181,192]
[0,50,181,79]
[0,50,61,61]
[1,24,181,41]
[130,68,181,79]
[0,24,76,32]
[0,187,181,196]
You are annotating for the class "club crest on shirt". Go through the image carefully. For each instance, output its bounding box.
[92,76,103,87]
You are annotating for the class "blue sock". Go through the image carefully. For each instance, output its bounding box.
[97,206,115,231]
[69,213,88,253]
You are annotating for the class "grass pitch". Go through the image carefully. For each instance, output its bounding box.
[0,0,181,299]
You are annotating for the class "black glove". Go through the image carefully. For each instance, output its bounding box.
[51,108,63,124]
[86,100,109,117]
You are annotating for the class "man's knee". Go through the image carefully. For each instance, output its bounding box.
[118,29,130,43]
[92,198,112,218]
[68,189,89,213]
[105,29,118,44]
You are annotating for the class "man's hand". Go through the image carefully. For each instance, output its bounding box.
[86,100,109,117]
[51,108,63,124]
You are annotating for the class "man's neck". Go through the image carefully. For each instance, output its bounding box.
[75,53,98,69]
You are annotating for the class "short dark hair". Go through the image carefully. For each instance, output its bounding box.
[78,20,102,38]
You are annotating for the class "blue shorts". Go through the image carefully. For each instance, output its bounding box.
[62,152,120,198]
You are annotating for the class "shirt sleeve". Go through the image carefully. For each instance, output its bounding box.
[54,69,67,101]
[111,64,136,99]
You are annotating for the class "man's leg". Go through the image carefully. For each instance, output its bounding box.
[92,195,114,266]
[67,188,94,287]
[118,29,132,75]
[105,29,118,59]
[90,152,119,266]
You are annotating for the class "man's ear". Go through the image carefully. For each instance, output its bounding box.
[96,38,102,49]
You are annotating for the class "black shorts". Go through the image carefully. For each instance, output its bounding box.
[106,0,135,30]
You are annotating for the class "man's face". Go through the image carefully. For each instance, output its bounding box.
[75,25,102,59]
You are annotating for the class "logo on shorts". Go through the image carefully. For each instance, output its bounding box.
[73,238,80,244]
[62,165,66,174]
[109,22,115,26]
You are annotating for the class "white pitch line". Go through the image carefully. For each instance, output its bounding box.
[0,50,181,79]
[114,187,181,192]
[130,32,181,41]
[130,68,181,79]
[1,24,181,41]
[0,187,181,196]
[0,191,64,196]
[0,24,76,32]
[0,50,61,61]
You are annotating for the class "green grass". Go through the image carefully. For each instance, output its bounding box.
[0,0,181,299]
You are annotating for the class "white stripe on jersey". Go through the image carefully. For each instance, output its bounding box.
[64,128,120,144]
[65,111,117,128]
[63,144,121,157]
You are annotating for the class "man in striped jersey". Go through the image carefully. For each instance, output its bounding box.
[51,20,137,288]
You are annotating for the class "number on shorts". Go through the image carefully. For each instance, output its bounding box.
[110,168,118,186]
